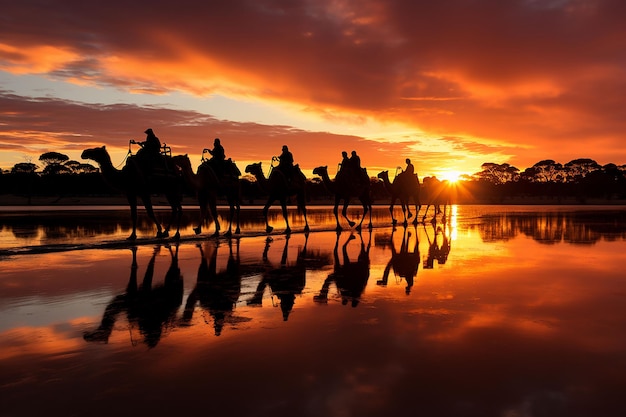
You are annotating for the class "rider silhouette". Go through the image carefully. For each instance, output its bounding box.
[277,145,294,181]
[404,158,414,176]
[207,137,226,177]
[135,128,166,179]
[349,150,361,171]
[208,138,225,161]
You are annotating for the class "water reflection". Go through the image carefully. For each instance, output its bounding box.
[424,220,451,268]
[477,209,626,244]
[83,244,183,348]
[249,234,332,320]
[3,206,626,417]
[377,225,420,294]
[182,240,246,336]
[314,232,371,307]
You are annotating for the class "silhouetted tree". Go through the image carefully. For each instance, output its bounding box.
[475,163,519,184]
[11,162,38,174]
[564,158,601,182]
[531,160,565,182]
[39,152,69,166]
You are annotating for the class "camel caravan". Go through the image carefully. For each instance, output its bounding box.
[81,129,451,240]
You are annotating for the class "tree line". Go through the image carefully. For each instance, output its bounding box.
[1,152,625,203]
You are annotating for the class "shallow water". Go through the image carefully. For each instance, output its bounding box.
[1,205,626,417]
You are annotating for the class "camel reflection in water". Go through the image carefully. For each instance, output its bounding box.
[84,244,183,348]
[182,239,249,336]
[248,234,331,320]
[377,225,420,295]
[314,232,371,307]
[424,219,451,269]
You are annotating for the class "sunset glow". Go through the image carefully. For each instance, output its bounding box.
[0,1,625,176]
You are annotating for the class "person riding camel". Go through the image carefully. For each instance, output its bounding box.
[207,137,226,176]
[349,150,361,171]
[404,158,414,176]
[208,138,225,161]
[339,151,350,172]
[135,128,166,179]
[277,145,295,181]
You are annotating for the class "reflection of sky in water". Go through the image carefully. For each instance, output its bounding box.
[2,206,626,416]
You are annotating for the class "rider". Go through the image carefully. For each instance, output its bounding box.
[349,150,361,171]
[339,151,349,172]
[207,137,226,176]
[208,138,225,161]
[404,158,414,176]
[135,128,165,178]
[277,145,294,181]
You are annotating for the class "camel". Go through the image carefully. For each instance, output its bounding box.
[312,165,373,232]
[377,170,421,226]
[81,146,183,240]
[421,177,451,223]
[172,155,241,237]
[244,162,310,234]
[377,225,420,295]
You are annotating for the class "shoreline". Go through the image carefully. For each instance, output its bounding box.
[2,194,626,207]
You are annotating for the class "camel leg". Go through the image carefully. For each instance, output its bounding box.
[224,201,235,237]
[140,194,164,238]
[333,200,342,232]
[207,195,220,238]
[280,199,291,234]
[388,197,397,225]
[263,199,274,233]
[400,201,408,227]
[297,191,310,233]
[355,198,368,232]
[234,202,241,234]
[342,200,356,228]
[164,195,183,240]
[127,194,138,240]
[194,190,209,235]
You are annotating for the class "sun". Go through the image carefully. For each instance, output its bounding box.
[439,170,464,183]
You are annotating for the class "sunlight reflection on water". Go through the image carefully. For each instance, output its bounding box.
[2,205,626,417]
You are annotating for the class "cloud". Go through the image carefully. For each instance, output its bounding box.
[1,0,625,170]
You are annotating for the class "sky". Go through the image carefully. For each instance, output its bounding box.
[1,0,625,180]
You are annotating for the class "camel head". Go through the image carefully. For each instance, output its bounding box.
[81,146,110,166]
[377,170,389,181]
[312,166,328,177]
[171,154,191,172]
[245,162,262,176]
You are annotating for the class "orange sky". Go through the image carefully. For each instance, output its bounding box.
[1,0,625,179]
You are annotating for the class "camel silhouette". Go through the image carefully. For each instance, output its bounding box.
[312,165,373,232]
[314,232,371,307]
[244,162,310,234]
[377,170,421,226]
[181,240,248,336]
[172,154,241,237]
[421,177,451,223]
[83,244,183,348]
[81,146,183,240]
[377,226,420,295]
